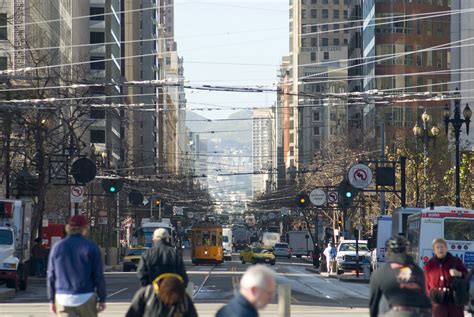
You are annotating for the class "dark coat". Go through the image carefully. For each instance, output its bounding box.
[216,294,258,317]
[137,241,189,287]
[369,253,431,317]
[424,253,468,317]
[126,285,197,317]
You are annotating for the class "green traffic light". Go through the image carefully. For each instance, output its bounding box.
[346,192,352,198]
[109,186,116,193]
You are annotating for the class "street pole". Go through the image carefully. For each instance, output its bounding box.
[400,156,407,208]
[3,116,10,198]
[380,122,386,215]
[150,188,154,218]
[454,118,461,208]
[422,122,428,208]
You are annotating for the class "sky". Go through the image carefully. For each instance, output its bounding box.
[174,0,289,120]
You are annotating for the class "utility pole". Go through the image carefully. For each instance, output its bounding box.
[3,115,11,198]
[380,122,386,215]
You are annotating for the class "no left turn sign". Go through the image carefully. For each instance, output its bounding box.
[70,186,84,203]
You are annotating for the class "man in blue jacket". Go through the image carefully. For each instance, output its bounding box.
[47,215,107,317]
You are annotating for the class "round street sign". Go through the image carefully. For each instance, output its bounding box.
[327,191,339,204]
[280,207,289,216]
[187,211,194,219]
[348,163,373,189]
[309,189,327,206]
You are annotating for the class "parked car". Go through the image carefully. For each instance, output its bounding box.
[273,242,292,259]
[335,240,370,275]
[123,247,148,272]
[239,247,275,265]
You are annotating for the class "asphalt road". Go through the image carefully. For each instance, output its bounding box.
[0,254,371,316]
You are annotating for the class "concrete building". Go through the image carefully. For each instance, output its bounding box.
[289,0,349,169]
[451,1,474,151]
[252,109,274,196]
[361,0,451,144]
[189,133,208,190]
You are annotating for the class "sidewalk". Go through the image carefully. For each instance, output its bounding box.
[0,286,15,300]
[305,267,370,283]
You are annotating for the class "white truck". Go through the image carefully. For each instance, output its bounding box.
[222,227,232,261]
[288,231,313,258]
[0,199,32,290]
[370,215,392,271]
[261,232,281,249]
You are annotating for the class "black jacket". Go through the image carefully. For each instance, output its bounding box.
[137,241,189,287]
[216,294,258,317]
[369,253,431,317]
[126,285,198,317]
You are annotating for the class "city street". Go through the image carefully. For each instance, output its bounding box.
[0,255,370,316]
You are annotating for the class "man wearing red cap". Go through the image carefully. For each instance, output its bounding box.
[47,215,107,316]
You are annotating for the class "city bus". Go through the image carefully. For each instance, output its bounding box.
[407,206,474,269]
[191,222,223,265]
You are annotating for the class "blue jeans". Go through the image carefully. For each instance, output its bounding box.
[34,258,46,277]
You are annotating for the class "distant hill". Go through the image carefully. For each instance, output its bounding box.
[186,110,252,145]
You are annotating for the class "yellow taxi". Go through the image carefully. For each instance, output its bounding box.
[239,246,275,265]
[123,247,148,272]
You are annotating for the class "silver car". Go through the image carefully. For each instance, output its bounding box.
[273,242,291,259]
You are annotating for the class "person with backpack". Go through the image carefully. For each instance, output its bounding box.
[369,236,432,317]
[323,243,336,274]
[137,228,189,287]
[126,273,197,317]
[425,238,468,317]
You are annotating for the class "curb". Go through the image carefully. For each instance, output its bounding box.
[105,264,123,272]
[305,267,321,275]
[337,276,370,284]
[0,288,15,300]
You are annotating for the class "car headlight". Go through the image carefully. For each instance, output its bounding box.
[3,263,17,269]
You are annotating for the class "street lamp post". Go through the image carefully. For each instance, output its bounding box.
[413,110,440,207]
[443,90,472,207]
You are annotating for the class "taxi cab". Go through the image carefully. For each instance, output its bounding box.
[123,247,148,272]
[239,247,275,265]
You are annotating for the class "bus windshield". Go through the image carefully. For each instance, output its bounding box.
[444,218,474,241]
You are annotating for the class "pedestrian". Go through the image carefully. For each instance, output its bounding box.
[323,242,336,274]
[216,265,276,317]
[32,237,47,278]
[369,236,431,317]
[312,243,321,269]
[424,238,468,317]
[137,228,188,287]
[47,215,106,317]
[126,273,198,317]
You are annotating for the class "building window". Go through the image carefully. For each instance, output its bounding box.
[311,0,317,3]
[333,10,339,19]
[312,111,321,121]
[311,9,317,18]
[322,38,328,46]
[344,10,348,19]
[313,139,320,149]
[90,109,106,119]
[324,52,329,59]
[90,7,105,21]
[322,24,328,32]
[0,57,7,70]
[405,76,413,91]
[425,19,433,36]
[301,38,307,47]
[334,0,339,4]
[333,23,339,33]
[405,45,413,65]
[311,37,318,47]
[426,51,433,67]
[301,9,306,19]
[90,32,105,44]
[311,52,316,61]
[0,14,7,40]
[90,57,105,70]
[313,126,320,136]
[333,38,339,46]
[323,0,328,3]
[311,25,318,32]
[344,38,348,45]
[416,45,423,66]
[322,9,328,19]
[90,130,105,143]
[417,77,424,92]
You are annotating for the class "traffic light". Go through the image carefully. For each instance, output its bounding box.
[154,198,161,207]
[12,170,39,197]
[101,178,124,194]
[295,193,310,209]
[71,158,97,184]
[337,179,359,208]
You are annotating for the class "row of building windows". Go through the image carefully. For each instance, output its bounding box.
[377,76,448,93]
[375,16,449,37]
[304,37,348,49]
[375,44,449,68]
[375,0,448,5]
[302,9,348,20]
[302,23,350,34]
[301,0,349,5]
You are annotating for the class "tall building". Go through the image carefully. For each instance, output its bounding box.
[451,1,474,151]
[87,0,126,170]
[252,109,274,196]
[289,0,349,169]
[360,0,451,144]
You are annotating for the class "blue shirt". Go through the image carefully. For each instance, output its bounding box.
[216,294,258,317]
[47,234,106,303]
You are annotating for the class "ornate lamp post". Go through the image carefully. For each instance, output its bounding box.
[413,110,440,207]
[443,90,472,207]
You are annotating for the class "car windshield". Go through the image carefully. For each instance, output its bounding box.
[223,236,229,243]
[127,249,146,256]
[339,243,368,252]
[275,243,288,248]
[0,229,13,245]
